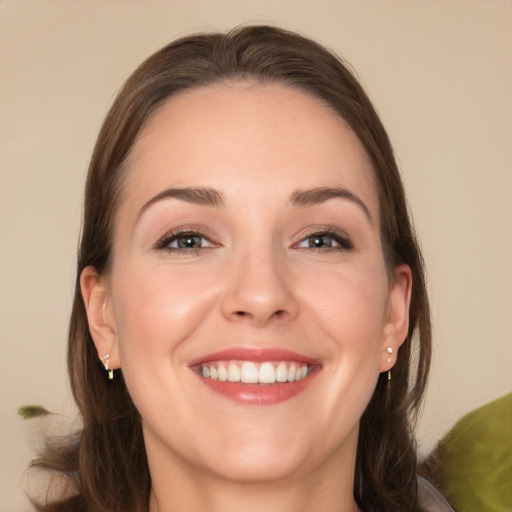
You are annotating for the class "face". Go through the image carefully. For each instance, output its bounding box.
[82,82,411,486]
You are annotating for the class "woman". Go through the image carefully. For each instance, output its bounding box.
[32,25,452,511]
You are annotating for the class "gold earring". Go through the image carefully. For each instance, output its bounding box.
[101,353,114,380]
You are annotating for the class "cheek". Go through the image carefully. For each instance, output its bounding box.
[303,264,388,399]
[304,265,389,345]
[108,262,220,435]
[110,262,218,364]
[289,267,389,451]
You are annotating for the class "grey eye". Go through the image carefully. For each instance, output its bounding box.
[296,231,352,251]
[298,234,337,249]
[175,235,204,249]
[306,235,333,248]
[157,232,214,252]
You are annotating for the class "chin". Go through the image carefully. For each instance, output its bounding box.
[195,425,316,483]
[208,449,307,484]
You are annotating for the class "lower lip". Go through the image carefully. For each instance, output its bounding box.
[195,368,319,405]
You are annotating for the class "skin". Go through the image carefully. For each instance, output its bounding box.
[81,82,411,512]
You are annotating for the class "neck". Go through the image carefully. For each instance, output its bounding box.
[146,433,361,512]
[149,473,361,512]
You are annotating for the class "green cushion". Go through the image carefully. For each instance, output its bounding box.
[439,393,512,512]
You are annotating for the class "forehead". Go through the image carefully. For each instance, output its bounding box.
[121,81,378,215]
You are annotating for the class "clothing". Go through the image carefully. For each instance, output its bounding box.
[417,475,456,512]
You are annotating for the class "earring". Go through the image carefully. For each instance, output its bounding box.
[386,347,393,364]
[386,347,393,381]
[101,353,114,380]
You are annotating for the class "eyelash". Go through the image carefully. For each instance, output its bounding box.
[154,228,353,255]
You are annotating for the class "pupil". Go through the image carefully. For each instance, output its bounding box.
[310,235,332,248]
[178,236,201,248]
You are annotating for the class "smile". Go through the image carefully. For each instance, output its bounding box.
[198,360,311,384]
[190,348,320,405]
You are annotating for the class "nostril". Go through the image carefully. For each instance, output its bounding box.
[234,310,284,318]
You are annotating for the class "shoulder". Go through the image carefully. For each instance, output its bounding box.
[417,475,455,512]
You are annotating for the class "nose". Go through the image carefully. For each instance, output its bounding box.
[220,246,299,327]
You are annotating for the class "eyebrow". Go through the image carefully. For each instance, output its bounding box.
[137,185,372,223]
[139,187,225,218]
[290,187,372,222]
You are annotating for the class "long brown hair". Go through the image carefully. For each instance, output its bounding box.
[32,25,431,512]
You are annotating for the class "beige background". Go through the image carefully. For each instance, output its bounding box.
[1,0,511,510]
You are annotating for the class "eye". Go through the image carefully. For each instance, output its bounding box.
[171,234,207,249]
[297,231,352,251]
[155,230,215,253]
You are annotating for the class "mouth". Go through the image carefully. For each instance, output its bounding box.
[195,360,312,384]
[190,348,321,405]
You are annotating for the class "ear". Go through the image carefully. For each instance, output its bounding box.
[80,266,120,369]
[380,264,412,373]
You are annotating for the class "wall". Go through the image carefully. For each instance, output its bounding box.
[1,1,511,509]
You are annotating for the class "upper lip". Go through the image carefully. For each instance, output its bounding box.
[188,347,321,366]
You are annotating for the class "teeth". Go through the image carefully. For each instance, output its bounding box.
[198,360,311,384]
[217,365,228,381]
[275,362,288,382]
[227,362,240,382]
[241,362,258,383]
[259,362,275,384]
